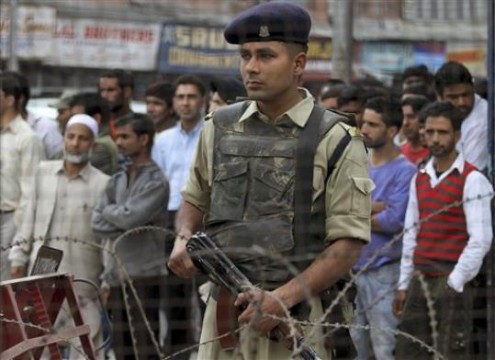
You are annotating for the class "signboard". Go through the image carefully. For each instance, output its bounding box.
[306,37,332,75]
[360,42,415,73]
[447,42,486,76]
[158,23,240,74]
[0,6,56,59]
[48,19,161,71]
[413,42,446,72]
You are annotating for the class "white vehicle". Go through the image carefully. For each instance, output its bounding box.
[27,98,147,120]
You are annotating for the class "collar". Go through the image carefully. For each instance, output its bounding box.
[26,111,40,127]
[55,161,92,182]
[238,88,314,127]
[2,114,25,134]
[423,152,465,177]
[179,119,204,135]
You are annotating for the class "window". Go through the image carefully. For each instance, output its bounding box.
[403,0,487,21]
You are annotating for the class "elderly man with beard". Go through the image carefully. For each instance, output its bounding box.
[9,114,110,359]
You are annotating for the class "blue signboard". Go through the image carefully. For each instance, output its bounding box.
[158,23,240,74]
[413,42,446,73]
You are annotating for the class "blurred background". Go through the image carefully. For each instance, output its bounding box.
[0,0,489,100]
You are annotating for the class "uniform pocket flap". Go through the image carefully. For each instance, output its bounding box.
[214,162,248,182]
[351,177,375,195]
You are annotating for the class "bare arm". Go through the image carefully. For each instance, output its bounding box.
[167,200,205,278]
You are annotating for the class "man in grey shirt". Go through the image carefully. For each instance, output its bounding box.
[92,113,169,359]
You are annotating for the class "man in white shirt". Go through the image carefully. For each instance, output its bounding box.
[9,114,110,358]
[393,102,493,359]
[6,71,64,159]
[434,61,489,170]
[151,74,206,355]
[0,74,43,281]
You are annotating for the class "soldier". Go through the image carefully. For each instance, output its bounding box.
[168,2,373,359]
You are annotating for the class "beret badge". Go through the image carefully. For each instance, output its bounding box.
[258,25,270,38]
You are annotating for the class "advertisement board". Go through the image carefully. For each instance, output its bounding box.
[48,18,161,70]
[0,6,56,59]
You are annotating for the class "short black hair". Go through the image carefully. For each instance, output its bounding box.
[402,64,432,83]
[146,81,174,108]
[173,74,206,97]
[402,83,437,102]
[0,74,22,107]
[364,96,403,129]
[99,69,134,91]
[434,61,473,95]
[3,71,30,109]
[320,84,345,101]
[69,92,111,125]
[115,113,155,152]
[401,96,431,115]
[337,85,364,108]
[419,101,463,131]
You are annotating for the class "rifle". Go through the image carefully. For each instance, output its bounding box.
[186,232,322,360]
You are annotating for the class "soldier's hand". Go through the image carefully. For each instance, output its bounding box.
[393,290,408,318]
[10,266,27,279]
[167,234,199,278]
[235,288,284,335]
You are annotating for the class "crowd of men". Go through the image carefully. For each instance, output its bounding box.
[0,2,493,359]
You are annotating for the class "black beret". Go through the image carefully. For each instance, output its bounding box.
[224,2,311,45]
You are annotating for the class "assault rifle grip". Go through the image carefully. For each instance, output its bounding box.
[186,232,322,360]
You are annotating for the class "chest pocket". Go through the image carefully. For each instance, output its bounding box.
[248,162,295,217]
[210,161,248,220]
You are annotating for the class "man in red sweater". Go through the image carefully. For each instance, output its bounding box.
[393,102,493,359]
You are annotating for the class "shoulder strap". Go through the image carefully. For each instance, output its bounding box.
[325,132,352,183]
[294,105,348,245]
[212,101,250,128]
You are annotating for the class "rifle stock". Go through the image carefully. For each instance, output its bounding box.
[186,232,322,360]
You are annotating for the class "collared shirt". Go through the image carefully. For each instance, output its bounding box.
[92,162,169,283]
[152,119,204,211]
[456,95,489,170]
[9,160,109,296]
[398,153,493,292]
[0,115,43,226]
[182,88,373,244]
[27,111,64,160]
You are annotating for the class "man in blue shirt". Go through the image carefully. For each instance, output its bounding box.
[350,96,416,360]
[151,74,206,356]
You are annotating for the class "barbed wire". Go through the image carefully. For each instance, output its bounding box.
[1,190,493,359]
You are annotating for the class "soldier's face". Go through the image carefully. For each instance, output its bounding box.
[239,41,305,103]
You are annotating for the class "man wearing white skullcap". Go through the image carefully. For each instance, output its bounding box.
[66,113,99,138]
[9,112,110,359]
